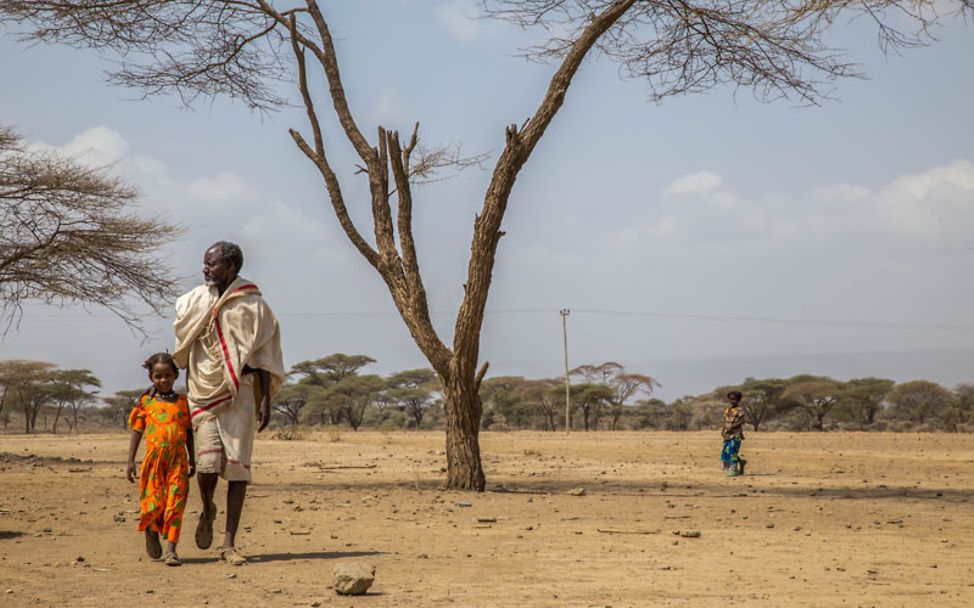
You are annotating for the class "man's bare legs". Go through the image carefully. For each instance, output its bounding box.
[195,472,218,550]
[224,480,246,550]
[196,473,247,562]
[197,472,219,520]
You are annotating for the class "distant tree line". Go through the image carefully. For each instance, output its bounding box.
[1,355,972,434]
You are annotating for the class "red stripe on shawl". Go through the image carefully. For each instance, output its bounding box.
[190,395,232,419]
[214,317,240,390]
[233,283,258,292]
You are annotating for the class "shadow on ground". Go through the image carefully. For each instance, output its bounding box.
[268,478,971,502]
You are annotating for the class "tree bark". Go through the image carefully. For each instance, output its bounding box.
[443,373,485,491]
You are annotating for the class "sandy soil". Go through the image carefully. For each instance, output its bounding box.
[1,430,972,607]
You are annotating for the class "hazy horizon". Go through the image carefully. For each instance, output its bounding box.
[2,3,972,402]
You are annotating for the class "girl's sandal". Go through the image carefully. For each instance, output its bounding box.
[145,530,163,560]
[163,552,182,567]
[219,547,247,566]
[195,501,217,550]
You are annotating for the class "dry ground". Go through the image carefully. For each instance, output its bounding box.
[1,430,972,607]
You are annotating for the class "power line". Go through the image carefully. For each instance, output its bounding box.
[13,307,974,333]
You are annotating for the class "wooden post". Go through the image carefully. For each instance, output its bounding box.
[560,309,571,433]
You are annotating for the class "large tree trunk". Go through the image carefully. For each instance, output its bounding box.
[443,374,485,491]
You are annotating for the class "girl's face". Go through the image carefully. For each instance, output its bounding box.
[150,362,177,394]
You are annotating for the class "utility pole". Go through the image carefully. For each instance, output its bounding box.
[560,309,571,433]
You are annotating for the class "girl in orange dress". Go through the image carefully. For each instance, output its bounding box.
[125,352,196,566]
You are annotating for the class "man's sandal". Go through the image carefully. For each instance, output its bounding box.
[145,530,162,560]
[219,547,247,565]
[195,501,217,550]
[163,552,182,567]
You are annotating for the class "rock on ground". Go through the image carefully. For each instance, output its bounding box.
[333,561,376,595]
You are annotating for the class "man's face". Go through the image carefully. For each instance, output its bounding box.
[203,247,236,288]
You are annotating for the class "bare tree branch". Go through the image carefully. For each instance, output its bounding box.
[0,125,182,336]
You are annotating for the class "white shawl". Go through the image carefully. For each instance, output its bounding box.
[173,276,285,424]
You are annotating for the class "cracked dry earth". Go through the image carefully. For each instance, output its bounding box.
[1,431,972,607]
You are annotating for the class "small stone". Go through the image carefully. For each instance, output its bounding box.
[75,556,85,563]
[476,517,497,524]
[417,553,428,559]
[766,523,775,529]
[680,530,701,538]
[333,561,375,596]
[566,488,586,497]
[455,501,472,508]
[227,573,237,580]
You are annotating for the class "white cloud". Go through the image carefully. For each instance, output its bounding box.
[30,125,129,167]
[617,160,974,250]
[367,86,407,128]
[187,170,260,209]
[869,160,974,238]
[434,1,480,43]
[664,171,723,196]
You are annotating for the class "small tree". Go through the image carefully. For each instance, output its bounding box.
[570,383,614,431]
[387,369,439,428]
[886,380,958,429]
[839,378,894,429]
[322,374,386,430]
[737,378,791,432]
[102,389,143,430]
[0,360,57,433]
[272,382,321,426]
[49,369,100,434]
[0,382,7,429]
[572,362,659,430]
[955,383,974,428]
[290,353,376,425]
[782,376,844,432]
[481,376,531,428]
[0,126,180,334]
[519,378,561,431]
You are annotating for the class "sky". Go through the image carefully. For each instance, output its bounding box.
[1,2,973,401]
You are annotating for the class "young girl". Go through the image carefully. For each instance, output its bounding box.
[721,390,747,477]
[125,352,195,566]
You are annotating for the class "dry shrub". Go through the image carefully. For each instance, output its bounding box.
[327,425,342,443]
[268,426,308,441]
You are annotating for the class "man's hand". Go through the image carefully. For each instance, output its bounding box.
[257,395,271,432]
[126,460,137,483]
[188,460,197,478]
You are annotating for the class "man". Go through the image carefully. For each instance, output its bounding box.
[173,241,284,564]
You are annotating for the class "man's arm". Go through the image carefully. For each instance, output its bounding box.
[254,368,271,432]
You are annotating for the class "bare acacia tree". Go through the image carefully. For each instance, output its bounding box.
[2,0,967,488]
[0,126,181,334]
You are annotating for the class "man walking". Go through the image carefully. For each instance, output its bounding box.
[173,241,285,564]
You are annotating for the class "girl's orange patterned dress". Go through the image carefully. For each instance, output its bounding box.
[128,395,191,543]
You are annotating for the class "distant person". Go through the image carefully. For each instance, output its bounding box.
[721,390,747,477]
[126,352,195,566]
[173,241,284,565]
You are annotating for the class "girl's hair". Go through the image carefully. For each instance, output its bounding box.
[143,352,179,378]
[726,390,743,401]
